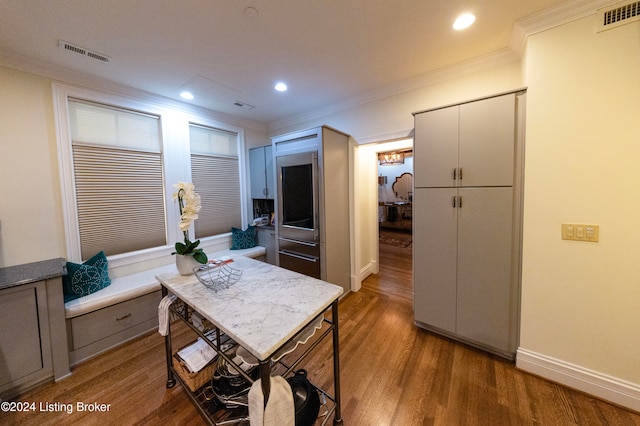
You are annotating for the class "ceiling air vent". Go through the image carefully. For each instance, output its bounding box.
[234,101,255,110]
[597,0,640,32]
[58,40,111,63]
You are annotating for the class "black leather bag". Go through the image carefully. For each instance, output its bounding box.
[286,369,320,426]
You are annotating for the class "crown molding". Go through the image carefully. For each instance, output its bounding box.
[269,47,520,134]
[510,0,618,55]
[0,48,268,133]
[272,0,619,133]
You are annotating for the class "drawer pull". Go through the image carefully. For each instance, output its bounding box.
[116,313,132,321]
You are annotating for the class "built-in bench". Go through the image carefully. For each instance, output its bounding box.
[65,246,266,366]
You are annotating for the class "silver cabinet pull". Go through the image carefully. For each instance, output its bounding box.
[278,237,318,247]
[278,250,318,262]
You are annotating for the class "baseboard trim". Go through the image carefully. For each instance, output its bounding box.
[516,348,640,412]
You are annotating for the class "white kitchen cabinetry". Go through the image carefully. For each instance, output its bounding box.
[412,91,524,358]
[414,94,515,188]
[249,145,274,199]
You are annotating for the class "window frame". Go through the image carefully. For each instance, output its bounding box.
[53,83,247,272]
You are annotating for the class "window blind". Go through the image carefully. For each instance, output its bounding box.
[189,124,241,238]
[191,154,241,238]
[69,100,166,259]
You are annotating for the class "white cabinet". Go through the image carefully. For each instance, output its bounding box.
[249,145,274,199]
[412,92,523,358]
[414,94,515,188]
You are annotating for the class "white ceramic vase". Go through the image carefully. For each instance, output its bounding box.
[175,254,199,276]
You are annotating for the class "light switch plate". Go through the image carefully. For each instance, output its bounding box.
[562,223,599,242]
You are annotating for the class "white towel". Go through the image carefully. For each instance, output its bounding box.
[249,376,294,426]
[157,294,177,336]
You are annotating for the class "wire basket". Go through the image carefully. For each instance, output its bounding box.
[194,263,242,292]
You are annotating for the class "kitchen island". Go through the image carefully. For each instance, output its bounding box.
[156,255,343,425]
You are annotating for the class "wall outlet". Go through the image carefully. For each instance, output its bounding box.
[562,223,599,242]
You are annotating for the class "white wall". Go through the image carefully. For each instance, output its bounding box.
[517,15,640,408]
[0,67,66,266]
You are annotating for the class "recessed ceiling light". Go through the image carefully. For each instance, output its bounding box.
[453,13,476,30]
[180,91,194,100]
[275,82,287,92]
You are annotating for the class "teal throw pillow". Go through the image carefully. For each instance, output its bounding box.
[63,251,111,303]
[230,226,257,250]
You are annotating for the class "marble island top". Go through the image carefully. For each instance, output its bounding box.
[156,256,343,362]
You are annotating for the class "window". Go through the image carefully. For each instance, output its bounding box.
[68,100,166,259]
[189,124,242,238]
[54,83,247,269]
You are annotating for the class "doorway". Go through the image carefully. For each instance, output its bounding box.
[377,148,413,299]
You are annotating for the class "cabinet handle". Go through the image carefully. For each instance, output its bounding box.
[453,168,457,180]
[458,196,462,208]
[459,168,463,180]
[116,313,132,321]
[452,196,457,208]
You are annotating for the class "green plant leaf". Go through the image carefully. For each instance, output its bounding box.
[174,241,187,254]
[193,250,208,264]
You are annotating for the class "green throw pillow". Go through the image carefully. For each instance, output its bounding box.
[63,251,111,303]
[230,226,257,250]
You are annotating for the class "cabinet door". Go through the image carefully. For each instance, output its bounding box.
[414,106,459,188]
[264,145,274,199]
[0,285,44,387]
[459,94,515,187]
[249,147,265,199]
[456,187,514,352]
[413,187,457,332]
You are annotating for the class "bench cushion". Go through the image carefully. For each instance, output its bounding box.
[65,246,266,319]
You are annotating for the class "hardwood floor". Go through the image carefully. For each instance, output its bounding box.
[4,236,639,425]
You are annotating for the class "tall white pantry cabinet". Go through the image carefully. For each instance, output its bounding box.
[412,91,526,359]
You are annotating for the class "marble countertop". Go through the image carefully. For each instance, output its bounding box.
[0,258,66,291]
[156,256,343,362]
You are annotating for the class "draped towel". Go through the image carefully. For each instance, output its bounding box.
[249,376,294,426]
[157,294,177,336]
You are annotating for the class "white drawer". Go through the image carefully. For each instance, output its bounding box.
[69,291,160,350]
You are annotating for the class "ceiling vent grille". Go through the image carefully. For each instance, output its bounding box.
[58,40,111,63]
[597,1,640,32]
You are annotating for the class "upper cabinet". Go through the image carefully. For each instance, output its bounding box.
[414,94,516,188]
[249,145,274,199]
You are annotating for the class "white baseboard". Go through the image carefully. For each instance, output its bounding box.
[516,348,640,412]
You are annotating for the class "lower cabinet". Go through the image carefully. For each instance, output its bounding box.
[413,187,517,357]
[255,226,276,265]
[67,291,161,365]
[0,277,69,399]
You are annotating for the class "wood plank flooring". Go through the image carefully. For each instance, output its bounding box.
[3,233,639,425]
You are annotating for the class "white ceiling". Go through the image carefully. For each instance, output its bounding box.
[0,0,576,126]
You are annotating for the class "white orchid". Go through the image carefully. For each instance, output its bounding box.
[171,182,207,264]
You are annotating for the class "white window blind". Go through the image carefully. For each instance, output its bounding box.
[69,100,166,259]
[189,124,241,238]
